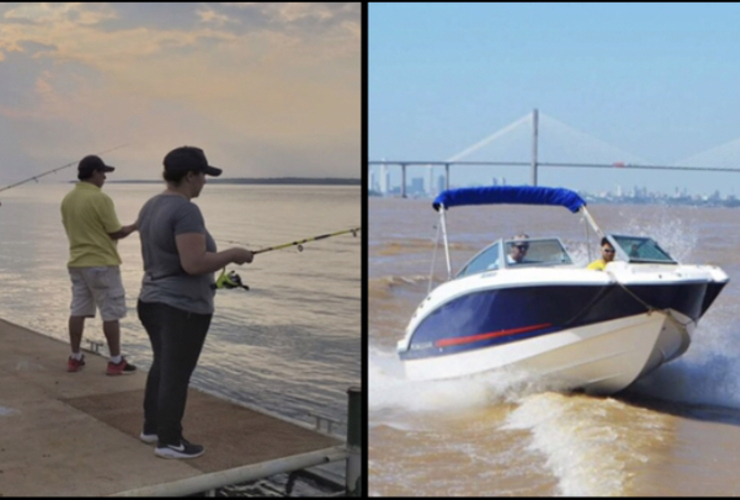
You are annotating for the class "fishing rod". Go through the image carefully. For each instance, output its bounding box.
[252,226,361,254]
[0,143,129,195]
[214,226,361,291]
[219,227,362,254]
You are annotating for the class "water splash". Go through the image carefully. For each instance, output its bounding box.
[627,311,740,411]
[370,347,583,421]
[502,392,669,496]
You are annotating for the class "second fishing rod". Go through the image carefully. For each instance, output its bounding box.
[0,144,129,205]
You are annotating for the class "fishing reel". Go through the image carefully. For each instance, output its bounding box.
[216,269,249,290]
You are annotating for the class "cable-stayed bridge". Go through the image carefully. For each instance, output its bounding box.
[369,109,740,198]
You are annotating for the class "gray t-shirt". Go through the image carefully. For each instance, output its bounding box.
[137,194,217,314]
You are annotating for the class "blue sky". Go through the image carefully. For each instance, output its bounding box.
[0,3,360,182]
[369,3,740,196]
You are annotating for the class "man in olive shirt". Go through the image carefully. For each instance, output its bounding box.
[61,155,138,375]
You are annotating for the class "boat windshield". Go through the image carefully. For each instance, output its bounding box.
[503,238,574,268]
[609,234,677,264]
[455,238,573,278]
[456,242,502,278]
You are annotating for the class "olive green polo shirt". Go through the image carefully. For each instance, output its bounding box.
[60,181,123,267]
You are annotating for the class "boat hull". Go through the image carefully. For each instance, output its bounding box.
[403,312,675,394]
[398,267,727,394]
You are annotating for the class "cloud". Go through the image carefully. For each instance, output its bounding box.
[2,3,115,25]
[196,7,238,28]
[227,3,359,24]
[0,2,359,180]
[276,3,336,23]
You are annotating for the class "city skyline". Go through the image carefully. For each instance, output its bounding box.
[369,169,735,202]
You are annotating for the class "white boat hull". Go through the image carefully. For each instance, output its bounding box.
[403,310,690,395]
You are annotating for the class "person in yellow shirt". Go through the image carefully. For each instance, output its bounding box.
[588,237,616,271]
[60,155,138,375]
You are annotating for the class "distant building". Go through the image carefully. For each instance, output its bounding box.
[410,177,425,196]
[437,175,446,194]
[427,166,434,197]
[379,164,388,194]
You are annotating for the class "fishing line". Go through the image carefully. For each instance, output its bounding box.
[0,143,129,195]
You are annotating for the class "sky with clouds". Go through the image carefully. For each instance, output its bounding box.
[0,2,360,182]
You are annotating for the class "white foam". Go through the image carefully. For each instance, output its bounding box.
[369,347,579,418]
[502,392,668,496]
[612,208,698,263]
[369,347,492,415]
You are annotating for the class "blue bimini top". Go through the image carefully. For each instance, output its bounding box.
[432,185,587,214]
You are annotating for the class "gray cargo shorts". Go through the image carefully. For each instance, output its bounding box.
[68,266,127,321]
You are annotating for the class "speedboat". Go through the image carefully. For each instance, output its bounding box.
[396,186,729,395]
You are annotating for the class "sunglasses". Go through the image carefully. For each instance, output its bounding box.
[603,248,615,253]
[515,245,529,250]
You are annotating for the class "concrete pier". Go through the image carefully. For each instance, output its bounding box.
[0,318,344,496]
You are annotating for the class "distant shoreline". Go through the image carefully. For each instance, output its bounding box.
[107,177,360,186]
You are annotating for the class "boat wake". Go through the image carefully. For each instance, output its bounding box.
[370,331,740,496]
[502,391,671,496]
[370,346,581,424]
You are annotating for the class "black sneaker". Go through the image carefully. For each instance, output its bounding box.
[155,438,205,459]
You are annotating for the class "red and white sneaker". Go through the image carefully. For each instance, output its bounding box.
[67,354,86,372]
[106,357,137,376]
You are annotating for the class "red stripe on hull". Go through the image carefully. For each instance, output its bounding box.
[435,322,553,348]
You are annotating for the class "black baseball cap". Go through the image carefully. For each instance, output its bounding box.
[163,146,222,177]
[78,155,115,175]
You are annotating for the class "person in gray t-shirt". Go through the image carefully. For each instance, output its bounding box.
[136,146,254,459]
[138,194,218,314]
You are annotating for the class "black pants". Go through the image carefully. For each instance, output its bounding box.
[137,300,212,445]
